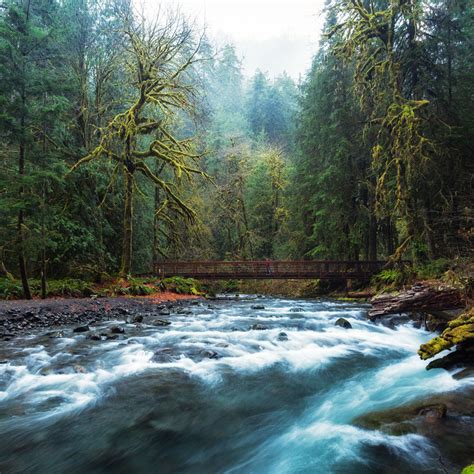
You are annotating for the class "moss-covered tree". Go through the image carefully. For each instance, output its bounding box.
[71,11,206,276]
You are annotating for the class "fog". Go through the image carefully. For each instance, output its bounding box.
[141,0,325,78]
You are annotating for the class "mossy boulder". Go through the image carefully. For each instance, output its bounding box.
[419,307,474,361]
[462,465,474,474]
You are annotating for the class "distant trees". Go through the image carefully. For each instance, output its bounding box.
[246,70,298,147]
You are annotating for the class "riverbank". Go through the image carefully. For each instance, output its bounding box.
[0,293,202,341]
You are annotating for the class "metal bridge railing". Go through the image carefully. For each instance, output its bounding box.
[156,260,391,280]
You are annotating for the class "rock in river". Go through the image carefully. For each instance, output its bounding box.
[110,326,125,334]
[335,318,352,329]
[127,315,143,323]
[277,332,289,341]
[251,305,265,310]
[250,324,268,330]
[73,325,90,333]
[200,349,219,359]
[152,319,172,326]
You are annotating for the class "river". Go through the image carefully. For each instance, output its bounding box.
[0,297,472,473]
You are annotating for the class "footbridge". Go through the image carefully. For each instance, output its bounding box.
[156,260,387,280]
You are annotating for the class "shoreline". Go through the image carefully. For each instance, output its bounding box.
[0,292,202,341]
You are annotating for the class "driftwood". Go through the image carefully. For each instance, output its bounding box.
[369,282,465,320]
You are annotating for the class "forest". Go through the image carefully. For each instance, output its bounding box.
[1,2,474,472]
[0,0,472,299]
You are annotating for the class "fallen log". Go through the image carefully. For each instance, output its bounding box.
[369,282,465,320]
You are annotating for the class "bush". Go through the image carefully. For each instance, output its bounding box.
[416,258,451,280]
[46,279,94,297]
[300,279,347,297]
[0,278,95,299]
[0,279,24,299]
[371,268,415,291]
[128,280,154,296]
[162,277,201,295]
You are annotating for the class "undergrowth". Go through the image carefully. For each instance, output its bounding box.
[0,275,201,300]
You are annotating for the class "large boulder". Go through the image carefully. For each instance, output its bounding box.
[419,307,474,363]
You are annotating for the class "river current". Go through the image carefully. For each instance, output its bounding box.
[0,297,471,473]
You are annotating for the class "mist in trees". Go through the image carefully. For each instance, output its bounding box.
[0,0,472,297]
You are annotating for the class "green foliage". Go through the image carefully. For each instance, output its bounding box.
[462,465,474,474]
[371,268,415,291]
[415,259,451,280]
[162,277,201,295]
[46,279,94,297]
[0,278,94,299]
[127,280,154,296]
[0,279,23,300]
[0,0,471,286]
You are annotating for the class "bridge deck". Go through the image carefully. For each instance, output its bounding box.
[156,260,386,280]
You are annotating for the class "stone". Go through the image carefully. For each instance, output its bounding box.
[152,319,171,326]
[250,324,268,330]
[110,326,125,334]
[200,349,219,359]
[251,305,265,310]
[453,368,474,380]
[130,315,143,323]
[153,348,174,362]
[73,325,90,333]
[289,307,303,313]
[335,318,352,329]
[277,332,289,341]
[417,403,447,420]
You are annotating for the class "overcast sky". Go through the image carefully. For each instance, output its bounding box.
[141,0,326,79]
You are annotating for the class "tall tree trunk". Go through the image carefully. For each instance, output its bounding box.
[18,0,32,299]
[40,103,48,300]
[152,186,160,272]
[18,106,31,300]
[386,218,395,256]
[120,171,133,277]
[368,213,377,261]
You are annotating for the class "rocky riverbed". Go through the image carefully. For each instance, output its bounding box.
[0,293,202,341]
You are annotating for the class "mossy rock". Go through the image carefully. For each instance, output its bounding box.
[354,401,447,436]
[419,307,474,360]
[462,465,474,474]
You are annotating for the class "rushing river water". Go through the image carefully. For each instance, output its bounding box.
[0,297,471,473]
